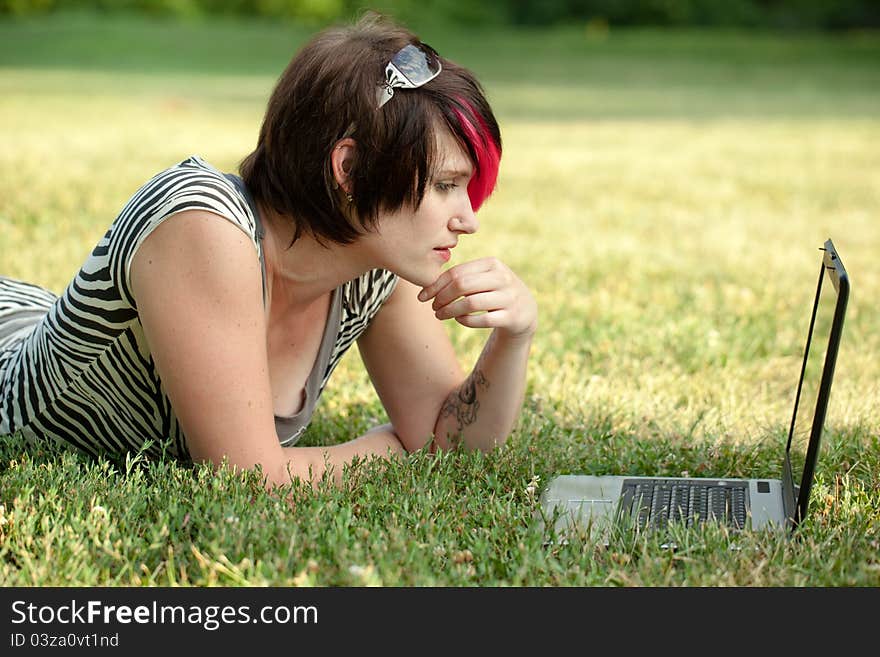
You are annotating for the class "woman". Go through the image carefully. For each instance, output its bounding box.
[0,13,537,488]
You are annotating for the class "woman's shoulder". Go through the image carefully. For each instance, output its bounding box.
[171,154,228,179]
[140,155,241,203]
[107,155,262,305]
[112,155,258,241]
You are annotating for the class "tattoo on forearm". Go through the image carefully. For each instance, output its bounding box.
[440,369,490,441]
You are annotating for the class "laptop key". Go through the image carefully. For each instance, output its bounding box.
[670,485,689,523]
[731,488,747,529]
[650,484,672,529]
[707,487,728,523]
[631,484,653,530]
[692,486,708,526]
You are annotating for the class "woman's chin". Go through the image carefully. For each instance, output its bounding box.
[394,265,443,289]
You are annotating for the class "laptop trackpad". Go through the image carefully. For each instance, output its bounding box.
[539,476,624,540]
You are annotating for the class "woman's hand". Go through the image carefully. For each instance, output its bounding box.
[417,257,538,340]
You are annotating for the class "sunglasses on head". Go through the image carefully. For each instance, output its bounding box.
[377,43,442,109]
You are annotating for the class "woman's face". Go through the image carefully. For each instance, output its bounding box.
[369,128,479,288]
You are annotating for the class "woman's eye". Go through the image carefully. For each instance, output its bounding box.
[435,182,457,192]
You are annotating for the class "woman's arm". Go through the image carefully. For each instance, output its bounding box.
[431,325,533,452]
[422,256,537,451]
[358,261,537,454]
[278,424,405,486]
[131,210,403,489]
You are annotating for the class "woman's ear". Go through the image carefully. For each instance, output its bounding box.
[331,137,356,194]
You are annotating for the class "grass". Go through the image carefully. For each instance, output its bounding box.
[1,13,879,586]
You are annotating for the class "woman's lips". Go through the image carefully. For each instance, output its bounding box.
[434,247,452,262]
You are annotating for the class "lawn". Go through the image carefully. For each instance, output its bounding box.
[1,12,879,586]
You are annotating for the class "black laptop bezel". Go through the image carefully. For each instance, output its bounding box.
[783,238,849,527]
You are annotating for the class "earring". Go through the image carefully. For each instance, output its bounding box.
[345,193,353,203]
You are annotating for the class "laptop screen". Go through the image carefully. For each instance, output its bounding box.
[785,240,849,523]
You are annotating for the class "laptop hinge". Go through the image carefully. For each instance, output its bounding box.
[781,454,798,529]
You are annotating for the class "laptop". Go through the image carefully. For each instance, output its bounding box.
[538,238,850,541]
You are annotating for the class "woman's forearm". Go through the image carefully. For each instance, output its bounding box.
[277,424,406,487]
[432,328,533,452]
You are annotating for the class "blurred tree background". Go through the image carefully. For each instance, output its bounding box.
[1,0,878,29]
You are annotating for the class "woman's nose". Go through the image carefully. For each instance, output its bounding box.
[451,204,479,234]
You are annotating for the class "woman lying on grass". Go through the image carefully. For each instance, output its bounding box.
[0,13,537,489]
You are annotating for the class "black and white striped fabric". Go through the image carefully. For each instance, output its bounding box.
[0,156,398,461]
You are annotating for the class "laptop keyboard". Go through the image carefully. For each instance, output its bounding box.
[620,479,749,531]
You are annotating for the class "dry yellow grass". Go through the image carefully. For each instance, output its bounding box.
[2,65,878,451]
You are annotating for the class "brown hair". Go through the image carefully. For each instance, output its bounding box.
[239,12,501,245]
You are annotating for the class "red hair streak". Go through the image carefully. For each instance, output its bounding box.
[452,103,501,212]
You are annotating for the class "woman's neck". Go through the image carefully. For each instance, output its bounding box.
[260,205,374,307]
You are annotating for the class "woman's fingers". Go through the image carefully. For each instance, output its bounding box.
[419,257,537,338]
[418,257,499,304]
[433,290,509,320]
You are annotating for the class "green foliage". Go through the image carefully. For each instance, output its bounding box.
[2,426,879,585]
[1,0,878,28]
[505,0,880,28]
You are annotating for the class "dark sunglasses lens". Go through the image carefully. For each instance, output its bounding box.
[392,44,441,85]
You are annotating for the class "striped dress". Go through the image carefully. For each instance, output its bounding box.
[0,156,398,461]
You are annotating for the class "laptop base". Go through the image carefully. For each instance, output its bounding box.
[538,474,789,543]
